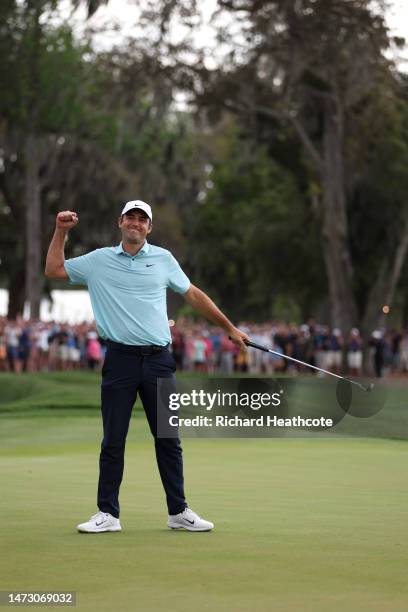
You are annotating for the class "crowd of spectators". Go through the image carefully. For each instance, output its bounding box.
[1,316,408,378]
[0,317,103,374]
[170,320,408,379]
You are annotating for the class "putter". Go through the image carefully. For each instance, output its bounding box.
[233,338,374,393]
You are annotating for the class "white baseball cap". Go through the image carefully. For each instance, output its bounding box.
[121,200,152,221]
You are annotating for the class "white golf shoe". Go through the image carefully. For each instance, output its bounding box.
[167,507,214,532]
[77,511,122,533]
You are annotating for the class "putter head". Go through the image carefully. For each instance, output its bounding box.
[356,381,374,393]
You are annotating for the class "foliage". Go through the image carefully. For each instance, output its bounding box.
[0,6,202,312]
[191,127,324,321]
[1,0,408,329]
[351,83,408,317]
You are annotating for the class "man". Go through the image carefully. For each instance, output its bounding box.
[45,200,249,533]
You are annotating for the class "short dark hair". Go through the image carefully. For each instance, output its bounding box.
[119,211,152,227]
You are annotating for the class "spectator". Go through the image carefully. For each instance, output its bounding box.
[370,330,385,378]
[327,328,343,375]
[37,324,50,371]
[209,328,222,373]
[5,320,20,373]
[67,329,81,371]
[18,324,32,373]
[86,331,103,370]
[400,329,408,373]
[170,324,185,370]
[347,328,363,377]
[219,335,235,374]
[1,315,408,379]
[390,329,402,374]
[0,325,7,372]
[192,334,207,373]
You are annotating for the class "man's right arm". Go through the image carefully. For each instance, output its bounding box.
[44,211,78,279]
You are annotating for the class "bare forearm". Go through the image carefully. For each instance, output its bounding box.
[45,211,78,278]
[185,285,235,332]
[45,228,68,276]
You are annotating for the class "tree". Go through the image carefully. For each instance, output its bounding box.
[0,10,205,316]
[350,81,408,335]
[190,124,324,320]
[0,0,123,316]
[0,0,113,318]
[1,2,84,316]
[151,0,407,333]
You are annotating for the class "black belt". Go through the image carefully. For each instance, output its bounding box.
[106,339,168,355]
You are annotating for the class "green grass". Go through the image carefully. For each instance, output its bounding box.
[0,373,407,611]
[0,372,101,413]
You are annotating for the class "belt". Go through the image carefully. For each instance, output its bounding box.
[106,339,168,355]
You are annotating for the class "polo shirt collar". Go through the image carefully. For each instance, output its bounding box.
[115,240,150,256]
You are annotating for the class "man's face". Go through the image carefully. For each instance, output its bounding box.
[118,210,152,244]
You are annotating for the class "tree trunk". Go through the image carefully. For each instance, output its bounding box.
[320,97,357,332]
[8,267,26,319]
[24,131,43,319]
[361,215,408,336]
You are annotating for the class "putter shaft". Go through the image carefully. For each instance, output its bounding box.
[244,340,371,392]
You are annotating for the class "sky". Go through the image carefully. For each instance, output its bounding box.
[387,0,408,33]
[385,0,408,69]
[0,290,94,323]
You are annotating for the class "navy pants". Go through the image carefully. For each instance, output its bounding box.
[97,342,187,518]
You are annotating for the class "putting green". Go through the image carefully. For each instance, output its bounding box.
[0,375,407,611]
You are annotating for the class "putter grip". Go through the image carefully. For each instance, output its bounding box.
[228,337,269,353]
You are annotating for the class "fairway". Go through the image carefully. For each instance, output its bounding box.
[0,374,407,611]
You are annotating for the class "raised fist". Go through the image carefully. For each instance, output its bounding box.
[56,211,78,231]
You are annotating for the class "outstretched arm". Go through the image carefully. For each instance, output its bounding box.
[183,284,250,349]
[45,211,78,279]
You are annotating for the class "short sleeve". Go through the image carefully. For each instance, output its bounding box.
[64,252,94,286]
[167,253,190,294]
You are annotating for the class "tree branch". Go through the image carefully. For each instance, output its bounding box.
[254,102,324,173]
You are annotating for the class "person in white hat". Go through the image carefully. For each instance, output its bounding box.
[45,200,249,533]
[120,200,153,220]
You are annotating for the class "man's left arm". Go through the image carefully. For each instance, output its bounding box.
[183,284,250,349]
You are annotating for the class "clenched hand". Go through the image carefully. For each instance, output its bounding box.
[56,211,78,231]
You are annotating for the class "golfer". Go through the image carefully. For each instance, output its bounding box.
[45,200,249,533]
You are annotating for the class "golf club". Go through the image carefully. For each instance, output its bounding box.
[234,338,374,393]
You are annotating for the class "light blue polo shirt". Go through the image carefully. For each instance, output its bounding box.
[64,241,190,345]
